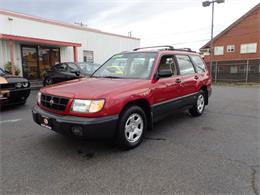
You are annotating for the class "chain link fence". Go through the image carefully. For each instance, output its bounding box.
[208,59,260,83]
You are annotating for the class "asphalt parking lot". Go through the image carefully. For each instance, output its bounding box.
[1,85,259,194]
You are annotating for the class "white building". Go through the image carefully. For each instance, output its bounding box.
[0,9,140,80]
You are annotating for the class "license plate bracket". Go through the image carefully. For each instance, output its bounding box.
[40,116,52,129]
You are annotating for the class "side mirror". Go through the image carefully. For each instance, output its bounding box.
[158,69,173,78]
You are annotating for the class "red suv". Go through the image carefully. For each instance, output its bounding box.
[32,46,212,149]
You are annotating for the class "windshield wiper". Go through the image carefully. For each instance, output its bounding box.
[103,76,122,79]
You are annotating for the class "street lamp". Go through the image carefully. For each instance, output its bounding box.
[202,0,225,82]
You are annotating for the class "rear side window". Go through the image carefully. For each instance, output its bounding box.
[175,55,195,75]
[190,55,206,73]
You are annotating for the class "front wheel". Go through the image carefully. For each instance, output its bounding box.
[44,77,53,86]
[189,90,206,117]
[116,106,147,149]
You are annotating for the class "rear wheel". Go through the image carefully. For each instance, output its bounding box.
[189,90,206,117]
[116,106,147,149]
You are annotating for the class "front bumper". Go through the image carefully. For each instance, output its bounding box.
[0,88,31,105]
[32,105,119,139]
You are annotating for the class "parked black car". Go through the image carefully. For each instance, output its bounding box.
[43,62,100,86]
[0,68,31,107]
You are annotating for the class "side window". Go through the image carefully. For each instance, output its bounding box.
[67,63,79,72]
[190,55,206,73]
[175,55,195,75]
[55,63,67,72]
[158,55,177,76]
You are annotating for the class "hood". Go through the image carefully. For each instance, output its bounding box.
[0,74,28,84]
[41,77,144,99]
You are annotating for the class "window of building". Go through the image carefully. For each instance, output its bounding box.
[227,45,235,53]
[83,50,94,63]
[214,46,224,55]
[249,65,256,73]
[175,55,195,75]
[218,66,224,73]
[239,66,246,73]
[240,43,257,54]
[230,66,238,74]
[190,55,206,73]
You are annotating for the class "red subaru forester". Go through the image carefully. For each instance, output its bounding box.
[32,46,212,149]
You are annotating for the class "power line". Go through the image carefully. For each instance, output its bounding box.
[142,31,259,47]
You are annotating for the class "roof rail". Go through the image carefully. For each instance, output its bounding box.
[133,45,174,51]
[175,48,196,53]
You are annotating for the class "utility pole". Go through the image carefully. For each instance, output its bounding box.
[202,0,225,83]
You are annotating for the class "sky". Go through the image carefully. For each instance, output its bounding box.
[0,0,259,51]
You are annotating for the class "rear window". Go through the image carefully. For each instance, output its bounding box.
[190,55,206,73]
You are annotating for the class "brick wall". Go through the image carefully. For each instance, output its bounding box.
[203,7,260,62]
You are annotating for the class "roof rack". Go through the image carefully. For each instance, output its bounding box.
[133,45,174,51]
[133,46,196,53]
[174,48,196,53]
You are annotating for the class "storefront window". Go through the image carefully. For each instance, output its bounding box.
[22,45,60,80]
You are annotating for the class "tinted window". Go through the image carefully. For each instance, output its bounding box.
[67,63,79,71]
[190,55,206,73]
[0,68,5,75]
[176,55,195,75]
[55,63,67,71]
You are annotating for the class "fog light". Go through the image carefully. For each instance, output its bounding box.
[71,126,83,136]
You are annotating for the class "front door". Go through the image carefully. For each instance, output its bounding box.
[21,46,39,80]
[152,55,182,120]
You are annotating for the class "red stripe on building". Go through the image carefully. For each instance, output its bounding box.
[0,34,82,47]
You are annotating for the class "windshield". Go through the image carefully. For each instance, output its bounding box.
[0,68,6,75]
[93,52,157,79]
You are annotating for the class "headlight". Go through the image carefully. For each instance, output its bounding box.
[37,92,42,104]
[71,99,105,113]
[22,82,29,88]
[16,82,22,88]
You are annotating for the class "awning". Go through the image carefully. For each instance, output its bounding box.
[0,33,81,47]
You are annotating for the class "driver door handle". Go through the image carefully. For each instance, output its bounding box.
[176,78,181,83]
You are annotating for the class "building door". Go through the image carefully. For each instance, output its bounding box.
[22,45,60,80]
[38,47,60,78]
[21,46,39,80]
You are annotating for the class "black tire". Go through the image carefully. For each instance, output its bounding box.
[116,105,147,149]
[44,77,53,86]
[189,90,206,117]
[19,100,26,105]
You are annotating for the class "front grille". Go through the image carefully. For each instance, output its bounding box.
[0,83,16,90]
[41,94,69,112]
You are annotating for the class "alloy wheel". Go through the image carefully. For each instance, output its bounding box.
[197,94,205,113]
[124,113,144,143]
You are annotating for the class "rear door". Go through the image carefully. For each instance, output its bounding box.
[175,55,198,105]
[190,55,209,83]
